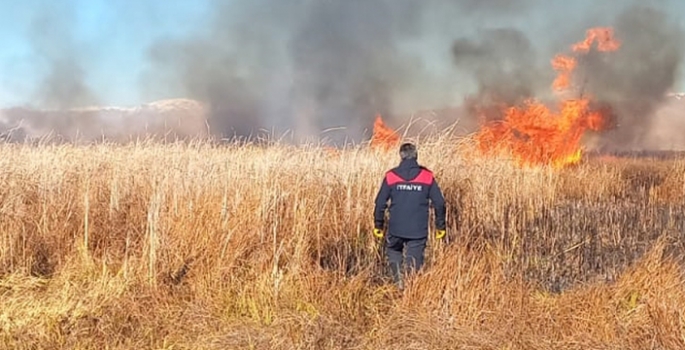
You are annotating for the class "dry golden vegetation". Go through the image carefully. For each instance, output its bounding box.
[1,135,685,349]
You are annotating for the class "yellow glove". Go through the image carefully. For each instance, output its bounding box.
[435,229,446,240]
[373,228,384,238]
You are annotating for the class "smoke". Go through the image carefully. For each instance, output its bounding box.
[581,5,685,151]
[0,1,105,143]
[143,1,282,140]
[144,0,424,143]
[27,2,99,110]
[287,0,426,143]
[2,0,685,148]
[451,28,547,122]
[452,0,534,12]
[142,0,541,144]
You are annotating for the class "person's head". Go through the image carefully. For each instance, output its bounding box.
[399,142,417,160]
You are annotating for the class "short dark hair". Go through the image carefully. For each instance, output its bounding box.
[399,142,417,160]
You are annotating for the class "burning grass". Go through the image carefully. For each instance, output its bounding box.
[474,27,621,169]
[1,136,685,349]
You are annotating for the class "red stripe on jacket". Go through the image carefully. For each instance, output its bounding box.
[385,169,434,186]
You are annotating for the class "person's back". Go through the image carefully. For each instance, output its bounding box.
[373,142,446,289]
[381,157,439,239]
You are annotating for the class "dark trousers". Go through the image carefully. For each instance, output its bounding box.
[385,234,427,286]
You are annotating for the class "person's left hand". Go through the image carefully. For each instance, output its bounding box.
[435,229,446,240]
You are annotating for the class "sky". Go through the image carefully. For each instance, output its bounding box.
[0,0,211,107]
[0,0,684,112]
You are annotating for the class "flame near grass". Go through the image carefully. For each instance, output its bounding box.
[474,27,621,169]
[370,114,400,151]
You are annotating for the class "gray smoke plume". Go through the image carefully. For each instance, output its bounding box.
[0,1,105,143]
[451,28,547,123]
[145,0,422,143]
[581,5,685,151]
[27,2,99,110]
[287,0,424,143]
[142,0,541,144]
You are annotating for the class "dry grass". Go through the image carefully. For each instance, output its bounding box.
[1,135,685,349]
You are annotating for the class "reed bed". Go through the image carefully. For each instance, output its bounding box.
[1,135,684,349]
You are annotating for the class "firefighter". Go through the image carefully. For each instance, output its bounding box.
[373,142,447,289]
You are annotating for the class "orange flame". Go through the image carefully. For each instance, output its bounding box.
[370,114,400,151]
[475,27,621,169]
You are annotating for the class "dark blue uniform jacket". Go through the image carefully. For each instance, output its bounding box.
[374,158,446,239]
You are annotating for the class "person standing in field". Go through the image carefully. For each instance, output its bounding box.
[373,142,447,289]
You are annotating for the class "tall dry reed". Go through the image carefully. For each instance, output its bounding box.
[1,135,684,349]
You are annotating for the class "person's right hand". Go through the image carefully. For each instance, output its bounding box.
[373,228,384,239]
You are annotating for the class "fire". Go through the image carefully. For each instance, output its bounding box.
[370,114,400,151]
[475,27,621,169]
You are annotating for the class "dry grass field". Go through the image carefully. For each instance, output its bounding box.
[1,134,685,349]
